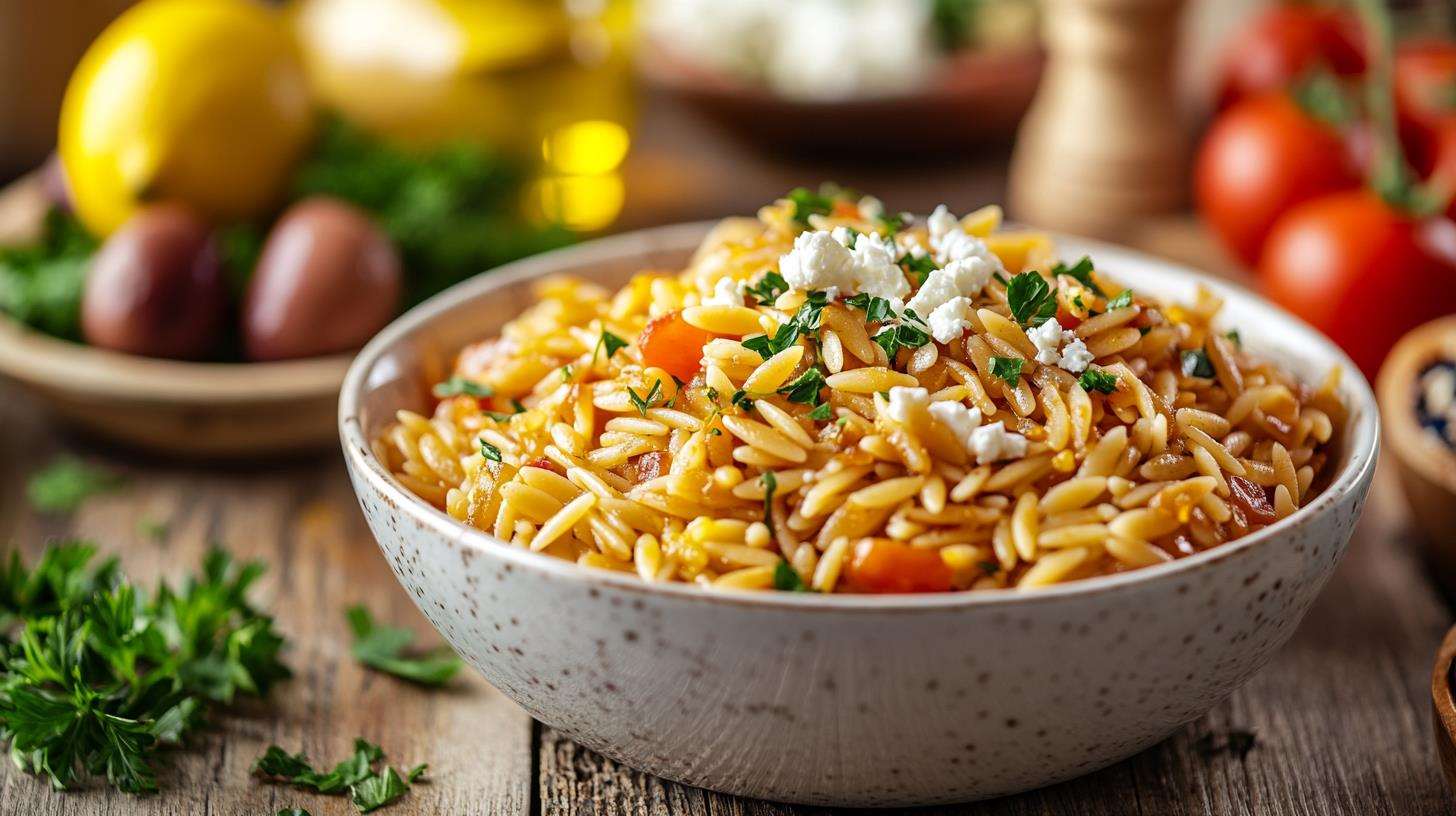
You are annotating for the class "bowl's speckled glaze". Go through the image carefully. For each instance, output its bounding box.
[339,223,1379,807]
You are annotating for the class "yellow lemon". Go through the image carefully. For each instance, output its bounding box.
[60,0,315,236]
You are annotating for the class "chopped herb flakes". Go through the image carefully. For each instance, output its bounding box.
[773,561,808,592]
[627,380,663,416]
[1226,329,1242,348]
[845,292,895,323]
[990,356,1024,384]
[899,251,938,285]
[778,366,827,405]
[26,457,125,514]
[1181,349,1215,379]
[432,377,492,399]
[1078,368,1119,394]
[346,605,462,686]
[479,439,503,462]
[873,310,932,361]
[744,270,789,305]
[1006,271,1059,326]
[253,738,428,813]
[730,389,756,411]
[1051,256,1102,295]
[808,402,834,421]
[742,291,829,360]
[1107,289,1133,310]
[595,330,628,361]
[786,187,834,225]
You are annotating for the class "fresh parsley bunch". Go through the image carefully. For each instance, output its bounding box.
[0,543,289,794]
[0,209,98,340]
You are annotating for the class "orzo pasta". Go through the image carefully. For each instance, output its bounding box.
[376,188,1345,593]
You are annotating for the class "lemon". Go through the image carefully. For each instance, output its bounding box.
[60,0,315,236]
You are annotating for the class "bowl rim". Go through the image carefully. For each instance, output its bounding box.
[0,312,353,403]
[339,220,1381,611]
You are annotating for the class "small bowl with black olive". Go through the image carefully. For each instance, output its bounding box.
[1376,315,1456,594]
[0,173,401,457]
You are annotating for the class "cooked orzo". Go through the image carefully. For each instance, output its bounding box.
[375,188,1346,593]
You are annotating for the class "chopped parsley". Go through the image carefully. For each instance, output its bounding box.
[1051,256,1103,295]
[978,560,1000,575]
[786,186,834,224]
[1078,367,1119,394]
[594,330,629,361]
[478,439,503,462]
[1107,289,1133,310]
[899,251,938,286]
[742,291,829,360]
[844,292,895,323]
[773,561,808,592]
[730,389,756,411]
[760,471,778,524]
[253,738,428,813]
[559,365,574,381]
[26,457,125,514]
[1006,271,1059,326]
[0,544,289,794]
[744,270,789,305]
[432,377,492,399]
[626,380,663,416]
[1181,349,1216,379]
[877,212,907,234]
[872,310,932,362]
[778,366,828,406]
[807,402,834,422]
[989,356,1025,384]
[346,605,462,686]
[1226,329,1242,348]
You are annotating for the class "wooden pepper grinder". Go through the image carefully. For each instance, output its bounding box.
[1009,0,1190,238]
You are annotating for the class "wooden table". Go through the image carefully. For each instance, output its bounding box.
[2,94,1454,814]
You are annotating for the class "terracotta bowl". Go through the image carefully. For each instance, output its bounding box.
[1377,316,1456,592]
[339,223,1380,806]
[637,43,1043,154]
[0,172,350,458]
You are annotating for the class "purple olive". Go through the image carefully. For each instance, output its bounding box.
[242,197,401,362]
[81,204,226,359]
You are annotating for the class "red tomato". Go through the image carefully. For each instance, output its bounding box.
[1396,40,1456,136]
[638,311,713,381]
[844,539,953,594]
[1195,92,1359,265]
[1215,6,1364,111]
[1258,189,1456,378]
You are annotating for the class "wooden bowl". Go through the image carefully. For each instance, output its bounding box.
[0,173,350,458]
[1431,625,1456,795]
[637,42,1043,154]
[1376,316,1456,591]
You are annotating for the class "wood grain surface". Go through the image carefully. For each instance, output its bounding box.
[2,345,1454,816]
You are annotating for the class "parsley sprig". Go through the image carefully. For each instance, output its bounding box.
[594,330,629,362]
[744,271,789,306]
[26,457,125,514]
[346,605,462,687]
[0,544,290,794]
[1078,367,1119,394]
[872,310,932,362]
[990,357,1024,385]
[254,738,427,813]
[1006,271,1059,326]
[627,380,665,416]
[742,291,830,360]
[1050,256,1104,296]
[777,366,828,406]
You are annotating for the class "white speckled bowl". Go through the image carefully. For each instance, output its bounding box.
[339,223,1379,807]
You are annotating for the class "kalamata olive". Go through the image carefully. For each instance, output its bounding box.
[81,204,226,359]
[242,197,401,361]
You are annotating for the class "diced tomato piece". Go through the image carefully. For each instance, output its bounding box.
[1056,306,1082,330]
[524,457,563,476]
[638,311,713,381]
[832,200,860,218]
[844,539,953,593]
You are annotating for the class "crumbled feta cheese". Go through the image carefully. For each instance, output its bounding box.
[905,266,962,317]
[927,297,971,344]
[850,233,911,301]
[928,400,983,450]
[943,256,995,297]
[1027,318,1064,365]
[910,244,928,259]
[1058,336,1094,374]
[927,204,959,244]
[858,195,884,220]
[884,386,930,425]
[1026,317,1095,373]
[968,421,1028,464]
[937,230,1003,270]
[780,230,854,293]
[823,286,841,302]
[705,277,745,308]
[831,226,855,247]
